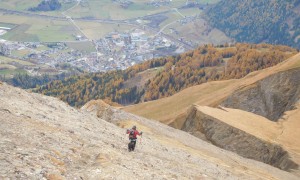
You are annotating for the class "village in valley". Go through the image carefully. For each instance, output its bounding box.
[0,0,228,78]
[0,27,183,75]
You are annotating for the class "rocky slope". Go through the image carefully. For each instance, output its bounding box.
[182,105,299,172]
[222,68,300,121]
[1,82,299,179]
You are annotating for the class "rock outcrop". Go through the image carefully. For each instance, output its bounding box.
[1,83,299,179]
[182,105,299,171]
[81,99,115,123]
[222,68,300,121]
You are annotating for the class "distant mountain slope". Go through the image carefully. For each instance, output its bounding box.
[124,53,300,126]
[2,83,299,179]
[206,0,300,48]
[35,43,297,107]
[124,53,300,175]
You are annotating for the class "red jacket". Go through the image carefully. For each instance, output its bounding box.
[127,129,142,139]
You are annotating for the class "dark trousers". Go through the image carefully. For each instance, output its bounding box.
[128,139,136,151]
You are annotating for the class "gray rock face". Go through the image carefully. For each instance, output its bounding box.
[222,68,300,121]
[182,106,299,171]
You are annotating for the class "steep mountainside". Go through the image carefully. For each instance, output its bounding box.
[1,83,299,179]
[124,53,300,126]
[124,53,300,124]
[35,43,297,107]
[182,105,300,173]
[206,0,300,48]
[222,68,300,121]
[124,53,300,175]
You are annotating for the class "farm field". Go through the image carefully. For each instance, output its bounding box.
[0,0,222,43]
[66,0,181,20]
[0,0,76,14]
[65,41,95,52]
[0,0,39,11]
[75,21,137,40]
[57,0,220,20]
[0,68,26,76]
[158,7,202,30]
[0,55,32,77]
[164,18,231,45]
[0,22,17,29]
[0,55,34,66]
[0,13,81,42]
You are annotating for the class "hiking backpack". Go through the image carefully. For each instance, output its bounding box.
[129,130,135,139]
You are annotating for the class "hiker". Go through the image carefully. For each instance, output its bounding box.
[126,125,142,152]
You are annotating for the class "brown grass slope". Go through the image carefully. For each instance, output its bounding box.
[123,52,300,126]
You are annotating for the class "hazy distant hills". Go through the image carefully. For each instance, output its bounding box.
[207,0,300,48]
[34,43,298,107]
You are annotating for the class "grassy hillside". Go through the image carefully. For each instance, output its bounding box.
[124,53,300,125]
[34,43,297,107]
[206,0,300,48]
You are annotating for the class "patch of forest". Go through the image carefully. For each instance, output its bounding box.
[3,73,68,89]
[206,0,300,48]
[34,43,298,107]
[29,0,61,11]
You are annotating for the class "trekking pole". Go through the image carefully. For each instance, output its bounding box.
[140,134,142,145]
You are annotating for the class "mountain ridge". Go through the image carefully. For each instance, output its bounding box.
[124,52,300,125]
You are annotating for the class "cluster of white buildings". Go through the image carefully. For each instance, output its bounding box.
[0,27,180,74]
